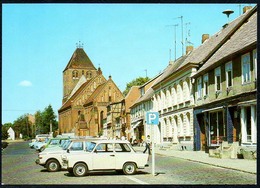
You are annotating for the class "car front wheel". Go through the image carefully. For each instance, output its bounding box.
[73,163,88,177]
[123,162,136,175]
[46,159,61,172]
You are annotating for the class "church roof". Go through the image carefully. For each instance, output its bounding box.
[63,48,96,72]
[58,80,91,112]
[84,83,106,106]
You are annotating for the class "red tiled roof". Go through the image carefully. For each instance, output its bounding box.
[58,80,91,112]
[63,48,96,72]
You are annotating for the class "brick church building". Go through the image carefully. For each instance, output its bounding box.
[58,46,124,136]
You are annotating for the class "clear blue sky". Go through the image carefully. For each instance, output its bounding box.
[2,3,254,124]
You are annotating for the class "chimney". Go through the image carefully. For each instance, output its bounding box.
[243,6,252,14]
[186,45,193,54]
[202,34,209,43]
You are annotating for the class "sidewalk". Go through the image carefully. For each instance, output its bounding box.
[134,146,257,174]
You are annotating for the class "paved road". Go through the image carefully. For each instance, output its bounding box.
[1,141,256,185]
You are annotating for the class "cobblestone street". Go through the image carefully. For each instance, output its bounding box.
[2,141,256,185]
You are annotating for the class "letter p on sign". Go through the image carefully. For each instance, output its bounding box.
[146,112,159,125]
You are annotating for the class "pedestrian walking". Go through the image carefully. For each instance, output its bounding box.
[143,135,151,155]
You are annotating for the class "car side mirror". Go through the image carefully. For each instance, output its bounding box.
[67,149,70,153]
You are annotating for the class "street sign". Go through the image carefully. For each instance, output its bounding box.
[146,112,159,125]
[146,112,159,176]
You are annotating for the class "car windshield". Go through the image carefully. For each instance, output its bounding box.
[85,142,96,152]
[62,140,72,150]
[60,140,68,147]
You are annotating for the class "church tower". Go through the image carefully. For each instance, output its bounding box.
[62,46,97,104]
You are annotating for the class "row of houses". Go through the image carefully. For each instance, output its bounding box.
[58,6,257,152]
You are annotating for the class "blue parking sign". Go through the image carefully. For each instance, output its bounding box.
[146,112,159,125]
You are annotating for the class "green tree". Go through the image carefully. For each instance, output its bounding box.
[35,105,58,134]
[35,110,43,135]
[13,114,32,138]
[123,76,150,96]
[2,123,12,140]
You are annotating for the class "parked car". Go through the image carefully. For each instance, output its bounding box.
[34,138,50,151]
[35,138,103,172]
[43,139,71,152]
[35,137,70,152]
[62,140,149,177]
[29,134,50,148]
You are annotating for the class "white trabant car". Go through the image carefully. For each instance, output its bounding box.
[62,139,149,177]
[35,138,101,172]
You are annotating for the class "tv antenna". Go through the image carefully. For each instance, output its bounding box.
[185,22,193,47]
[173,16,184,56]
[222,9,234,23]
[166,24,179,61]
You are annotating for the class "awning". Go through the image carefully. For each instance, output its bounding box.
[202,106,224,113]
[131,120,142,129]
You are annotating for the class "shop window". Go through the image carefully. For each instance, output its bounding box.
[241,53,251,83]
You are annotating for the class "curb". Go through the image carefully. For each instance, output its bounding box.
[134,147,256,175]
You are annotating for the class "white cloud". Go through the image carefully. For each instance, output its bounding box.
[19,80,32,87]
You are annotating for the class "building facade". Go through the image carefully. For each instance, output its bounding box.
[58,47,124,136]
[130,74,163,143]
[192,6,257,151]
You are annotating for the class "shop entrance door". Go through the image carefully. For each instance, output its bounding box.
[209,111,226,146]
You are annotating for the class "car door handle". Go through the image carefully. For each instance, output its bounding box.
[110,154,115,157]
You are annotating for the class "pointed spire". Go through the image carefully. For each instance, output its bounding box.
[63,47,96,72]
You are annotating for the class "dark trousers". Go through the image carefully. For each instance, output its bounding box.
[143,143,151,154]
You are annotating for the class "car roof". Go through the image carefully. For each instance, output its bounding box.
[91,140,130,144]
[69,138,106,142]
[50,137,70,140]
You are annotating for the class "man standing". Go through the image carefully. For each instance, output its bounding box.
[143,135,151,155]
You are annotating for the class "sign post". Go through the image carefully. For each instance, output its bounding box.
[146,112,159,176]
